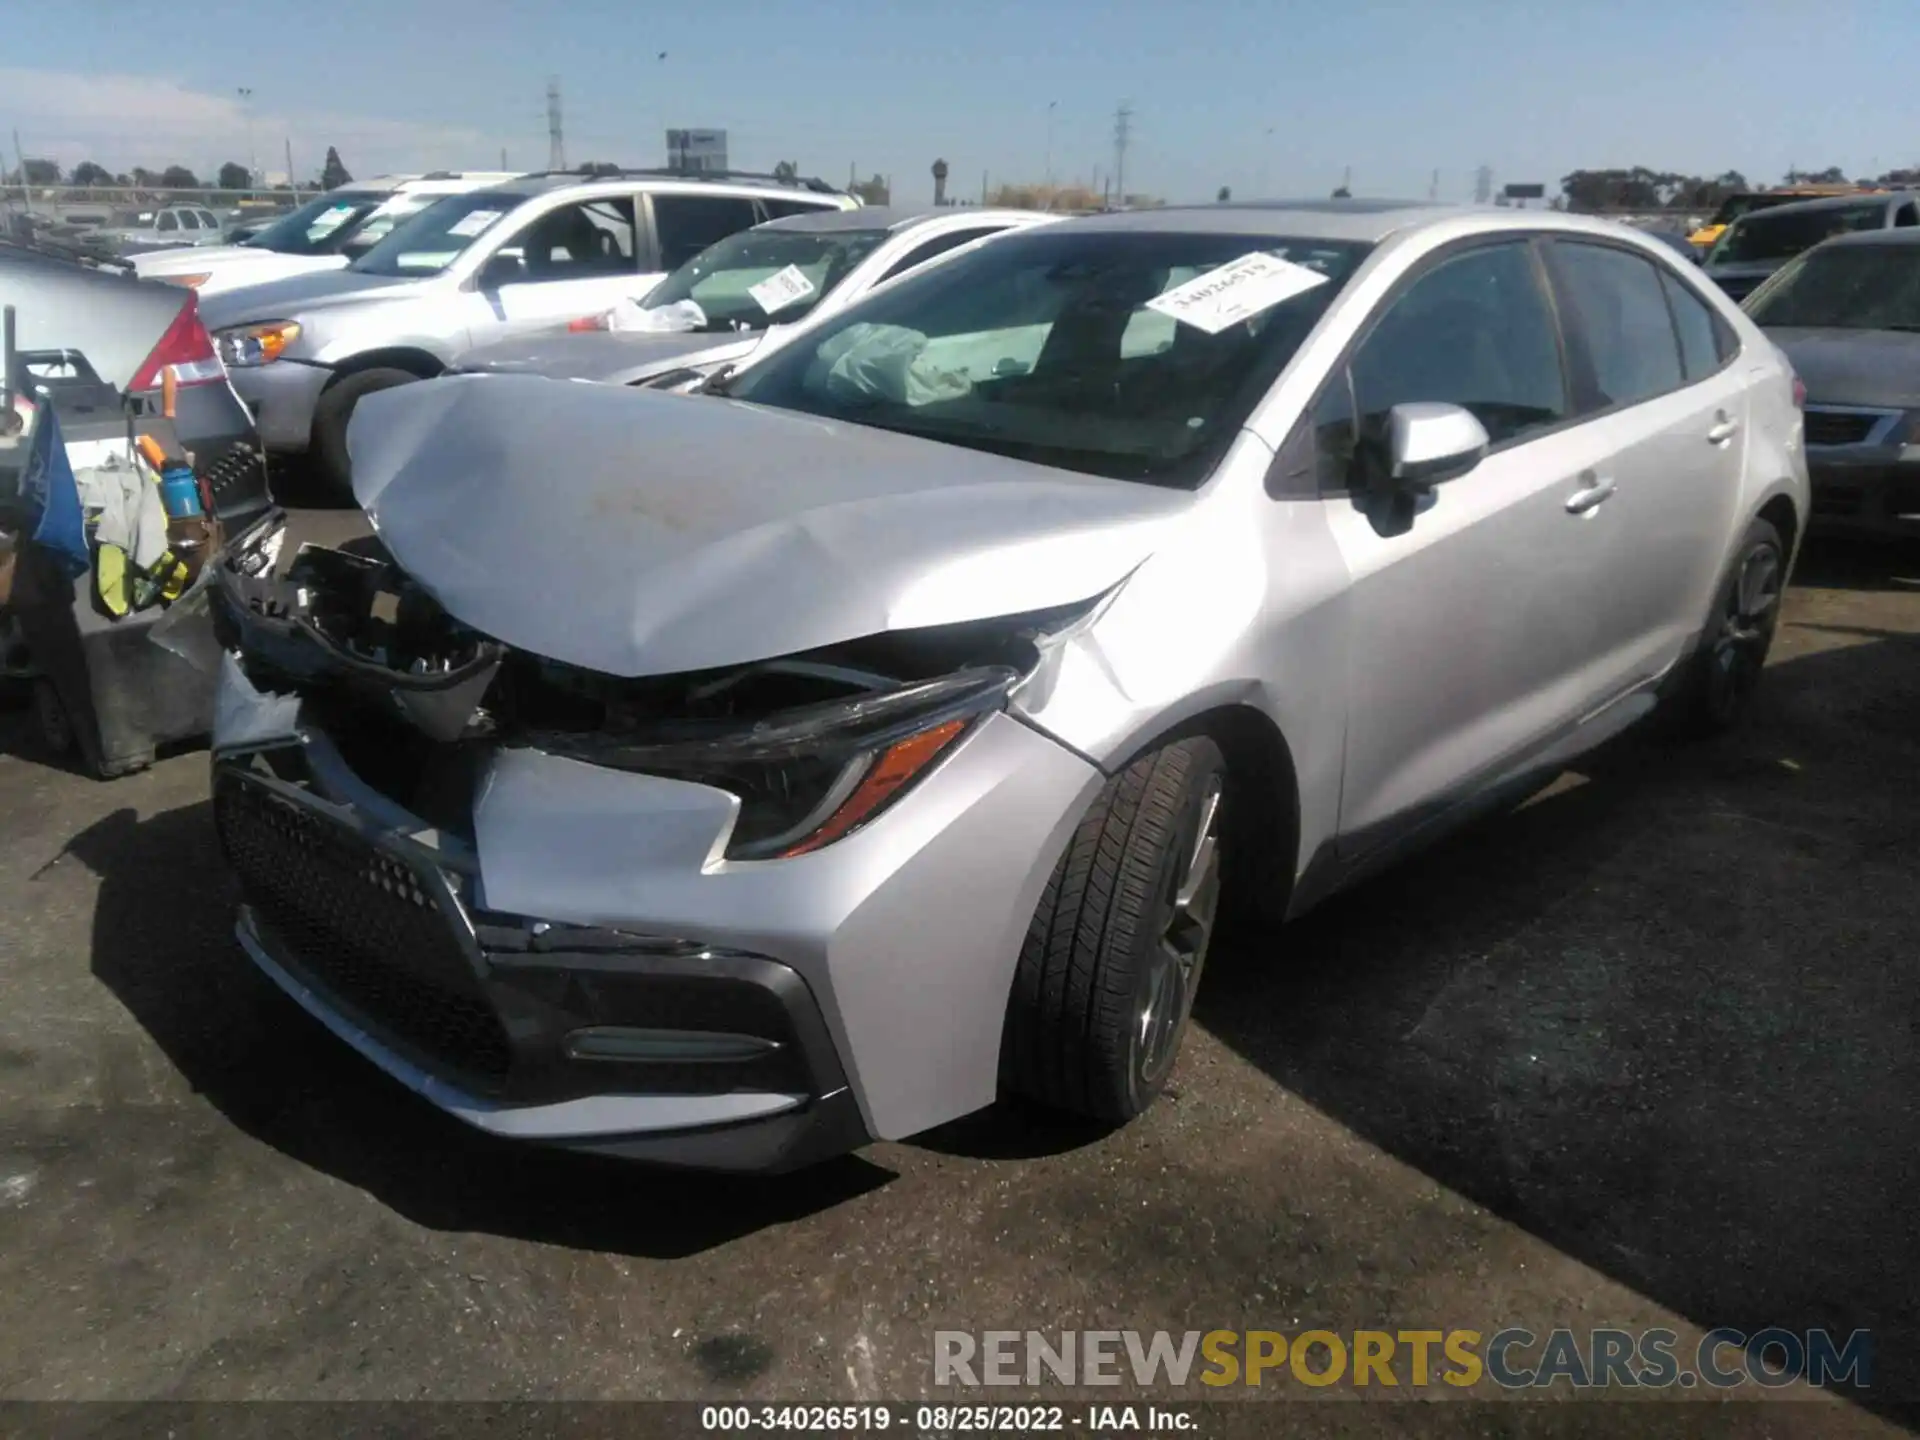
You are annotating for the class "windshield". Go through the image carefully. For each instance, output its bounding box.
[243,191,392,255]
[726,229,1372,487]
[348,191,529,277]
[642,227,891,332]
[1712,202,1888,265]
[1746,244,1920,330]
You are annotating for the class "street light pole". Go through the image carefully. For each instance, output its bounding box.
[1044,100,1057,203]
[237,87,256,187]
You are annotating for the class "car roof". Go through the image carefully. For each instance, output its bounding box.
[756,205,1049,234]
[1817,225,1920,250]
[1732,190,1914,222]
[484,172,852,203]
[1045,200,1660,247]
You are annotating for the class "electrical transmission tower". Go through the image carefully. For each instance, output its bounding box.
[547,77,566,171]
[1112,102,1132,209]
[1474,164,1493,205]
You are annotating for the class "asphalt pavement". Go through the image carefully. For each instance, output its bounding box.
[0,525,1916,1438]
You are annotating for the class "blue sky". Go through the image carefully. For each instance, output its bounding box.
[4,0,1908,203]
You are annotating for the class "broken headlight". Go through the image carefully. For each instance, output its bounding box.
[524,665,1019,860]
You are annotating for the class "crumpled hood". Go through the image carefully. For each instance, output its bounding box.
[1769,326,1920,411]
[349,373,1191,678]
[452,329,751,384]
[198,267,412,327]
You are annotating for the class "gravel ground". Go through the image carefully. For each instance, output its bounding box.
[0,526,1915,1438]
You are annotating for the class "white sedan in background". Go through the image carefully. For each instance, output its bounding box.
[448,205,1058,390]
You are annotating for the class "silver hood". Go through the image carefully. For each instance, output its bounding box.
[198,267,413,327]
[348,374,1192,678]
[452,329,753,384]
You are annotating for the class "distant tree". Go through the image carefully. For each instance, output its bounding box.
[1331,185,1351,199]
[1784,165,1847,185]
[574,161,621,176]
[1216,185,1231,202]
[217,161,252,190]
[1868,166,1920,186]
[113,173,132,187]
[130,166,160,188]
[69,161,114,187]
[159,165,200,188]
[772,160,798,182]
[3,157,62,186]
[849,172,890,205]
[319,147,352,189]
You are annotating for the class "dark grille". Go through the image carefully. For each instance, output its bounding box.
[199,442,270,517]
[1804,410,1882,448]
[1812,482,1865,517]
[215,770,512,1086]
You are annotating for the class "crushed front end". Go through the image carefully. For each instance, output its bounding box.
[204,512,1105,1169]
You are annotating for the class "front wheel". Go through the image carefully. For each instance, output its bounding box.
[311,367,423,499]
[1000,735,1228,1122]
[1663,515,1786,737]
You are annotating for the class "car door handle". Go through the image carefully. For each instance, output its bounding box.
[1565,478,1618,514]
[1707,418,1739,444]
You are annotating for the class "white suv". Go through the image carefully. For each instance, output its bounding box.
[131,173,518,296]
[199,169,858,490]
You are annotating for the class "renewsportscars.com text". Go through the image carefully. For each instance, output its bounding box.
[933,1327,1872,1391]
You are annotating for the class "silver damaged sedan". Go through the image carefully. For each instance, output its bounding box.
[205,202,1809,1171]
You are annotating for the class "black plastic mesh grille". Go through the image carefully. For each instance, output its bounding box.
[215,769,512,1086]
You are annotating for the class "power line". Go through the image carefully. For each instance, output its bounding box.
[547,76,566,172]
[1112,101,1132,209]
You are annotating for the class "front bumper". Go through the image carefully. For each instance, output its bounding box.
[1806,446,1920,538]
[210,655,1102,1168]
[227,358,332,452]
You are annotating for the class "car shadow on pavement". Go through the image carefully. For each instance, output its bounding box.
[65,801,895,1260]
[1193,621,1920,1422]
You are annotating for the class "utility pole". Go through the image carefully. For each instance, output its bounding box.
[500,147,508,171]
[1112,101,1132,210]
[1429,168,1439,202]
[1474,164,1493,204]
[285,138,297,199]
[11,130,30,214]
[1044,100,1058,198]
[546,77,566,171]
[237,87,256,187]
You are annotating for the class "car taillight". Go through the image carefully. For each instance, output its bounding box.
[128,291,226,392]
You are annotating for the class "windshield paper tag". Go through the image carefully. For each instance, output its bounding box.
[446,209,503,239]
[1145,251,1329,334]
[748,265,817,314]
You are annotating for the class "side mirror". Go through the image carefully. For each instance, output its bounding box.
[1387,402,1489,489]
[475,253,525,291]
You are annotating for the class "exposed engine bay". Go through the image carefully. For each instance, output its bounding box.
[207,510,1102,859]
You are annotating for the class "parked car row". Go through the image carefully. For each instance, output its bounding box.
[197,198,1813,1172]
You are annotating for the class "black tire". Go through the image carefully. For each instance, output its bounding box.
[1001,735,1228,1122]
[312,367,422,497]
[1663,515,1786,738]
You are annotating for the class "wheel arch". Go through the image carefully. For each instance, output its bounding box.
[1121,702,1302,922]
[321,347,446,387]
[1757,491,1801,570]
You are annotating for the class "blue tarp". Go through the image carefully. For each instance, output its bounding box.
[21,407,89,578]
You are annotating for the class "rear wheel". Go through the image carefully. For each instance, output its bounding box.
[1000,736,1227,1122]
[1664,516,1785,737]
[312,367,422,498]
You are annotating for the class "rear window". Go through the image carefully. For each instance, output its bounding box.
[1746,244,1920,331]
[1714,202,1889,264]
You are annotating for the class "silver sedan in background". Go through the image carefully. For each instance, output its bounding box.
[447,205,1058,390]
[206,202,1807,1171]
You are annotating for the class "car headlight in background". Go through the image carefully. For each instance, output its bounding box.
[215,321,302,367]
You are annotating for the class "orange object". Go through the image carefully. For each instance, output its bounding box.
[779,719,968,857]
[136,434,169,470]
[161,365,177,419]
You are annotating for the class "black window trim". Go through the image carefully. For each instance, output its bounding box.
[1271,230,1579,501]
[1541,236,1740,421]
[643,188,765,276]
[874,226,1012,285]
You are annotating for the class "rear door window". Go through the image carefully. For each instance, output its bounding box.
[177,210,200,231]
[650,194,761,270]
[156,212,178,233]
[1659,269,1727,382]
[1548,242,1685,409]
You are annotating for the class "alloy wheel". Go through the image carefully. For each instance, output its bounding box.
[1707,539,1782,724]
[1132,776,1224,1097]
